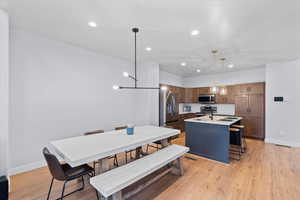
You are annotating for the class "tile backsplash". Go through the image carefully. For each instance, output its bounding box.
[179,103,235,115]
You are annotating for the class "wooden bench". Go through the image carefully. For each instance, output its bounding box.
[90,144,189,200]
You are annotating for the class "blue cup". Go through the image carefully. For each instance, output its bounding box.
[127,127,134,135]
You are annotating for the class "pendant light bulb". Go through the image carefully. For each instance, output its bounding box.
[112,85,120,90]
[161,86,168,91]
[123,72,129,77]
[211,86,218,94]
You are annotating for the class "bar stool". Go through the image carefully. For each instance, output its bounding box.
[232,125,247,153]
[229,127,243,160]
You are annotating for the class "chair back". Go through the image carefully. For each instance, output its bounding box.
[84,129,104,136]
[115,126,127,130]
[42,147,66,181]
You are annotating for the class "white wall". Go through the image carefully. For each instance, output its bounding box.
[265,60,300,147]
[0,9,9,176]
[9,29,159,174]
[159,70,184,87]
[183,67,266,88]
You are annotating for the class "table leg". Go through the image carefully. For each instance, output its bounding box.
[98,158,110,174]
[161,138,169,147]
[135,147,142,159]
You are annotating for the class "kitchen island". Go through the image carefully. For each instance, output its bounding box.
[185,115,242,164]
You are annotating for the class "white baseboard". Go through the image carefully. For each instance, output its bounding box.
[8,160,46,176]
[265,138,300,147]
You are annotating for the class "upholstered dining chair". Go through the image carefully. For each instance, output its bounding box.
[43,147,97,200]
[84,130,119,168]
[115,126,136,163]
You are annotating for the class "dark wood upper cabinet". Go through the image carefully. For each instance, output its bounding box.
[183,88,199,103]
[184,88,193,103]
[235,82,264,95]
[179,87,185,103]
[216,95,228,104]
[192,88,199,103]
[198,87,210,95]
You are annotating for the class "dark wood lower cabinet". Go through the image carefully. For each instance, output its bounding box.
[241,116,265,140]
[172,113,197,132]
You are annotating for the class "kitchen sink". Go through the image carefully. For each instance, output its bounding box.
[218,119,234,122]
[225,117,239,120]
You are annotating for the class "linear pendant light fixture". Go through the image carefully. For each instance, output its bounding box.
[113,28,162,90]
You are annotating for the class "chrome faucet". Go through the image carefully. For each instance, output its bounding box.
[209,110,214,120]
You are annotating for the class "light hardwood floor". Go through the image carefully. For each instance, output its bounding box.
[9,138,300,200]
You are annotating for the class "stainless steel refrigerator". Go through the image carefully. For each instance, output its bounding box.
[159,89,179,126]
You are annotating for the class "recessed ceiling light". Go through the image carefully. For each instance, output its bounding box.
[145,47,152,51]
[88,21,97,27]
[196,69,201,73]
[123,72,129,77]
[228,64,234,68]
[181,62,187,66]
[191,30,200,36]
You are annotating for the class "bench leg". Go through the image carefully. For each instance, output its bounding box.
[100,195,109,200]
[112,191,122,200]
[172,157,184,176]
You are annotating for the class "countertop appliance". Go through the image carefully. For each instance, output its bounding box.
[183,105,192,112]
[198,94,216,104]
[159,90,179,126]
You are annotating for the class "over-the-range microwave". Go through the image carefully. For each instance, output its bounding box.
[198,94,216,104]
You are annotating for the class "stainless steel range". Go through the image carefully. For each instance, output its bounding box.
[200,105,217,114]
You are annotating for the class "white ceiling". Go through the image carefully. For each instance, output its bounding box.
[2,0,300,77]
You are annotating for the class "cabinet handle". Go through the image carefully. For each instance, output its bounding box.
[247,108,251,113]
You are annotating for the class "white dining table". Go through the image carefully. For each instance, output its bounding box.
[51,125,180,173]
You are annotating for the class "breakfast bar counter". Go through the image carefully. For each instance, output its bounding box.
[185,115,242,163]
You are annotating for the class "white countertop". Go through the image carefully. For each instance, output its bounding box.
[179,111,195,114]
[184,115,242,126]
